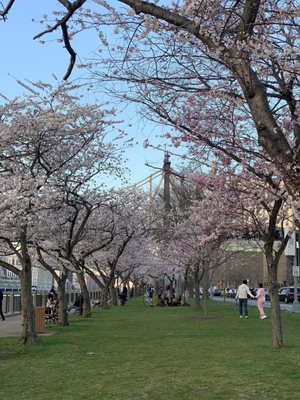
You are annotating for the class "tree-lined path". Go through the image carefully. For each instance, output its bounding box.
[1,1,300,350]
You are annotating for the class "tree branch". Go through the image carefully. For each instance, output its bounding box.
[118,0,213,46]
[33,0,86,40]
[61,21,76,80]
[33,0,86,79]
[237,0,261,40]
[0,0,16,20]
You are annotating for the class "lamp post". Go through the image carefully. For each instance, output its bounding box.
[293,230,300,312]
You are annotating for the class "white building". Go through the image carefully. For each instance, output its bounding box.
[0,254,53,292]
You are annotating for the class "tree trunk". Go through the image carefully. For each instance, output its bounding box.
[182,267,190,305]
[263,232,284,349]
[19,262,40,344]
[194,273,200,309]
[109,277,118,306]
[101,283,110,309]
[202,269,210,318]
[77,271,91,318]
[57,273,69,326]
[266,257,284,348]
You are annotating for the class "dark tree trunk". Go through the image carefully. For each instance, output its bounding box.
[57,273,69,326]
[77,271,91,318]
[19,261,40,344]
[266,255,284,348]
[194,273,200,309]
[101,283,110,309]
[109,276,118,306]
[202,269,210,318]
[182,267,190,305]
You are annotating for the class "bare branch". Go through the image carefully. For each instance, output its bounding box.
[58,0,72,10]
[0,0,16,20]
[33,0,86,40]
[61,21,76,80]
[32,0,86,79]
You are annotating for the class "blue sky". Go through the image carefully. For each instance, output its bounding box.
[0,2,179,187]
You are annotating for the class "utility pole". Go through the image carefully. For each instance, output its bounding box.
[293,230,300,311]
[163,151,171,213]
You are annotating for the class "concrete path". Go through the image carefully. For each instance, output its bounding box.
[213,295,300,313]
[0,314,22,337]
[0,314,56,338]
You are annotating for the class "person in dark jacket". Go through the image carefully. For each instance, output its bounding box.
[74,293,84,315]
[119,285,128,305]
[0,289,5,321]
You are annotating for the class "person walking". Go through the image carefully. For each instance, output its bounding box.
[0,289,5,321]
[256,283,267,319]
[235,280,255,319]
[77,293,84,315]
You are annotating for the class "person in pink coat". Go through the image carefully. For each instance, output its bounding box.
[256,283,267,319]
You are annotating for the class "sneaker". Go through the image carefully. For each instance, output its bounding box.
[245,316,248,319]
[240,315,244,318]
[261,315,267,320]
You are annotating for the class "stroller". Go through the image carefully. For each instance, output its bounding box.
[68,294,83,315]
[45,302,58,324]
[45,289,58,323]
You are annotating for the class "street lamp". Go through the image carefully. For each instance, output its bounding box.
[293,231,300,312]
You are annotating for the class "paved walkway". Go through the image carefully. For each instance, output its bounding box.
[0,314,57,338]
[213,295,300,313]
[0,314,22,337]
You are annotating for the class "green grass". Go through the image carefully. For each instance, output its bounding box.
[1,298,299,400]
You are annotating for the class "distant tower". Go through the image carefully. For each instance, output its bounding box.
[163,151,171,213]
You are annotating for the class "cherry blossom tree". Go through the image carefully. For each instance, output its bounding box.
[1,2,300,206]
[83,190,156,308]
[162,175,242,310]
[1,1,300,348]
[34,189,122,318]
[188,170,293,347]
[91,1,300,212]
[10,1,297,205]
[0,81,129,343]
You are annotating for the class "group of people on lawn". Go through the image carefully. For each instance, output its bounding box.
[45,280,266,320]
[152,280,267,319]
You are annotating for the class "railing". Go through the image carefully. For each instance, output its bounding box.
[3,292,22,314]
[2,291,101,315]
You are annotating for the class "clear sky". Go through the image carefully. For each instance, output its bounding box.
[0,2,179,187]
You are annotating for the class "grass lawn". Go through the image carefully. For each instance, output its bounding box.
[1,297,299,400]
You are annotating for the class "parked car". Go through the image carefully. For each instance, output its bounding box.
[226,288,237,298]
[278,287,300,303]
[250,287,270,301]
[213,288,222,296]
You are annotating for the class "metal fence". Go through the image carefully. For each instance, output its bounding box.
[2,291,101,315]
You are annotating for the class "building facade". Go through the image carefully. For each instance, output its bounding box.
[0,254,53,292]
